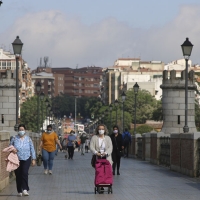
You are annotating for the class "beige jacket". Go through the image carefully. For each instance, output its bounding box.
[90,135,113,165]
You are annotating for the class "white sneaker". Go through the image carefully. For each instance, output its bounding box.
[44,169,48,174]
[22,190,29,196]
[49,170,52,175]
[18,193,22,197]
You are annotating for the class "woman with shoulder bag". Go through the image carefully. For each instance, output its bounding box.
[110,125,124,175]
[9,124,36,197]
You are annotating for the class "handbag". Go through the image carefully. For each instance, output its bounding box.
[36,154,43,166]
[91,155,96,168]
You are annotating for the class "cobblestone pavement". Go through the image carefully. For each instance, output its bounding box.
[1,150,200,200]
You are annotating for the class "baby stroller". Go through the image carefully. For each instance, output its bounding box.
[94,159,113,194]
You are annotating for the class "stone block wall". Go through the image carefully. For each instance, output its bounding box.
[170,133,200,177]
[0,131,10,191]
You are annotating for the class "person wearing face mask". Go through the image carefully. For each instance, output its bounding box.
[39,125,62,175]
[9,124,36,197]
[90,124,113,165]
[110,125,124,175]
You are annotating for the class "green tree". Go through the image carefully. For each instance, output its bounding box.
[135,124,154,134]
[124,89,157,124]
[20,96,47,132]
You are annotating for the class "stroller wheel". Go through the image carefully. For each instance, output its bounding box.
[94,187,96,194]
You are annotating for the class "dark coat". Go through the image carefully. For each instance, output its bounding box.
[110,133,123,156]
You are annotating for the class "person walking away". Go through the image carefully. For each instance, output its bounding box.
[67,130,77,159]
[122,128,132,158]
[85,137,90,153]
[39,125,62,175]
[9,124,36,197]
[110,125,124,175]
[80,132,87,155]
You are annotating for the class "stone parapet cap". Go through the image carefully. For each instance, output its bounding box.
[28,132,40,138]
[160,84,196,90]
[142,132,152,138]
[0,131,10,140]
[171,132,200,139]
[150,132,170,138]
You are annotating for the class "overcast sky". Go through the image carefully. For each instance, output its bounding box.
[0,0,200,69]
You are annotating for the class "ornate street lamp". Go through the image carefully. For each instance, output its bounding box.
[36,82,41,132]
[114,99,119,125]
[45,99,49,127]
[121,91,126,132]
[0,1,3,6]
[12,36,23,131]
[109,104,113,133]
[133,82,139,135]
[40,92,45,131]
[181,38,193,133]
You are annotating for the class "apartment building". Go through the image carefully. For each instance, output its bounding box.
[102,58,165,104]
[52,66,103,97]
[0,48,33,102]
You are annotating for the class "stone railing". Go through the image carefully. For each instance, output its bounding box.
[128,132,200,178]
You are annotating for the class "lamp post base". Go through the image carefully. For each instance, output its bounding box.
[14,124,18,132]
[183,125,189,133]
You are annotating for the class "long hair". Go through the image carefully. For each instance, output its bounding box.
[95,124,109,135]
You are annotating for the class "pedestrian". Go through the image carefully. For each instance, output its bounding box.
[110,125,124,175]
[122,128,132,158]
[85,137,90,153]
[9,124,36,197]
[67,130,77,159]
[80,132,87,155]
[90,124,113,193]
[39,125,62,175]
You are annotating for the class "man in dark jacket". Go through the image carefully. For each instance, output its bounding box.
[122,128,132,158]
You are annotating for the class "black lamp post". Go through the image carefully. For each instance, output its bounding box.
[114,99,119,125]
[50,110,53,125]
[109,104,113,133]
[181,38,193,133]
[133,82,139,135]
[0,1,3,6]
[45,99,49,127]
[36,82,41,133]
[47,104,51,125]
[40,92,45,131]
[121,91,126,132]
[12,36,23,131]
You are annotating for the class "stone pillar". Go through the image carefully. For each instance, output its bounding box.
[0,131,10,190]
[170,132,200,177]
[129,134,141,158]
[150,132,170,165]
[142,132,152,161]
[160,70,196,134]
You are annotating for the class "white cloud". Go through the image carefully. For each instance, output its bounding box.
[1,5,200,69]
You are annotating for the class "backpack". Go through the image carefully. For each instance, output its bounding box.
[123,133,129,145]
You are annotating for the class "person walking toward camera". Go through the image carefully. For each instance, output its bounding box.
[39,125,62,175]
[67,130,77,159]
[110,125,124,175]
[9,124,36,197]
[122,128,132,158]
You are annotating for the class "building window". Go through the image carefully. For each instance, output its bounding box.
[7,61,11,67]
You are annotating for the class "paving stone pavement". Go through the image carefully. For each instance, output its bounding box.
[1,150,200,200]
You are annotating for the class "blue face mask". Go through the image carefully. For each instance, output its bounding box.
[18,131,25,136]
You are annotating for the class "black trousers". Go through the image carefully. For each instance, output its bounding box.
[14,157,31,193]
[68,146,74,158]
[112,153,121,172]
[124,144,129,157]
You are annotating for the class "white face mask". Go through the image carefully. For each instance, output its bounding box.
[18,131,25,136]
[98,130,105,135]
[113,130,118,134]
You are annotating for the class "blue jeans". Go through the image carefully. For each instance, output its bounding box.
[42,149,56,170]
